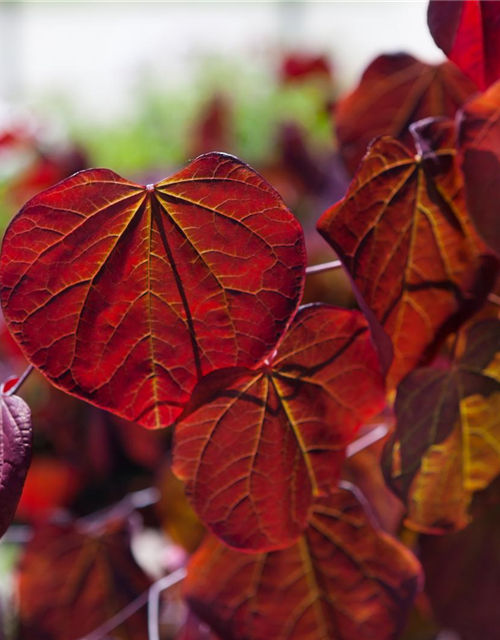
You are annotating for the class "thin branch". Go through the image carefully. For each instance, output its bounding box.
[305,260,342,276]
[488,292,500,307]
[148,567,188,640]
[346,423,389,458]
[5,364,34,396]
[76,568,186,640]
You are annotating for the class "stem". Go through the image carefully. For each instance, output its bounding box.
[6,364,34,396]
[488,292,500,307]
[148,568,188,640]
[305,260,342,276]
[346,423,389,458]
[77,568,186,640]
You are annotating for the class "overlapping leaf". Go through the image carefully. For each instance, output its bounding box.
[428,0,500,91]
[384,318,500,533]
[0,153,306,429]
[183,485,422,640]
[173,304,385,552]
[0,389,32,537]
[17,517,151,640]
[335,53,477,175]
[318,117,490,389]
[458,80,500,256]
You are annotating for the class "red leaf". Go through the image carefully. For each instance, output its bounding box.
[318,117,491,389]
[0,154,306,429]
[183,486,422,640]
[458,79,500,256]
[335,53,477,174]
[428,0,500,91]
[17,517,151,640]
[0,391,32,537]
[173,304,385,552]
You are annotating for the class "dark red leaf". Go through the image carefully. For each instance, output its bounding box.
[0,154,306,429]
[458,79,500,256]
[17,517,151,640]
[173,304,385,552]
[318,117,491,389]
[335,53,477,174]
[428,0,500,91]
[183,486,422,640]
[0,391,32,538]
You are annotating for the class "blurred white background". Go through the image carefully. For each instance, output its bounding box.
[0,1,443,121]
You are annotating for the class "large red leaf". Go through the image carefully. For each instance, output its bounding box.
[183,486,422,640]
[458,80,500,256]
[17,516,151,640]
[0,390,32,537]
[335,53,477,175]
[318,118,491,389]
[0,154,306,429]
[384,318,500,533]
[428,0,500,91]
[173,304,385,552]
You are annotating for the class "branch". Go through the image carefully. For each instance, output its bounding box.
[346,423,389,458]
[305,260,342,276]
[77,568,186,640]
[5,364,34,396]
[148,568,188,640]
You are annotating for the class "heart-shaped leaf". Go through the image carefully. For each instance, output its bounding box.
[336,53,477,175]
[428,0,500,91]
[318,117,491,389]
[17,516,151,640]
[458,80,500,256]
[384,318,500,533]
[183,485,422,640]
[0,390,32,538]
[0,154,306,429]
[173,304,385,552]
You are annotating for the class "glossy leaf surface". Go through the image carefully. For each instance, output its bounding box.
[335,53,477,175]
[428,0,500,91]
[318,118,489,389]
[17,517,151,640]
[0,154,306,429]
[0,391,32,538]
[385,318,500,533]
[459,80,500,256]
[183,486,422,640]
[173,304,385,552]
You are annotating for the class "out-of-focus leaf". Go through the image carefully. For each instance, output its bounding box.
[420,482,500,640]
[458,79,500,256]
[0,153,306,429]
[335,53,477,174]
[428,0,500,91]
[17,516,151,640]
[156,464,205,553]
[183,485,422,640]
[0,391,32,537]
[318,117,491,389]
[384,318,500,533]
[280,53,332,84]
[173,304,385,552]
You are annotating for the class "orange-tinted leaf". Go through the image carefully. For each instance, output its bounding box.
[428,0,500,91]
[458,80,500,256]
[173,304,385,552]
[0,154,306,429]
[318,118,490,389]
[384,318,500,533]
[18,517,151,640]
[183,486,422,640]
[335,53,477,174]
[0,391,32,537]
